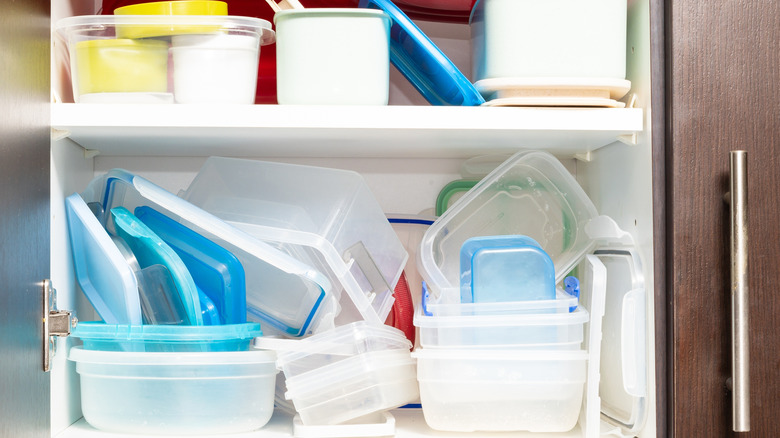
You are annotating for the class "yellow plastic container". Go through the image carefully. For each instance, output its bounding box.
[74,39,169,98]
[114,1,228,38]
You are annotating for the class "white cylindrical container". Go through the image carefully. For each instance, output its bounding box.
[274,9,392,105]
[470,0,627,81]
[171,33,261,104]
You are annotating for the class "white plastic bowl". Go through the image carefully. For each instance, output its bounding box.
[274,9,391,105]
[69,347,278,435]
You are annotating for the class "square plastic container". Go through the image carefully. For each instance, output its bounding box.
[470,0,627,81]
[72,321,262,352]
[69,347,278,435]
[181,157,408,328]
[274,9,391,105]
[81,169,331,337]
[54,15,274,104]
[412,348,587,432]
[419,150,598,304]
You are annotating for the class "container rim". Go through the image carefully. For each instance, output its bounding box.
[69,345,277,365]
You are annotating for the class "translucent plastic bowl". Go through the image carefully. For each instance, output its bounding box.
[419,150,598,304]
[70,347,278,435]
[413,347,587,432]
[72,321,262,352]
[54,15,274,103]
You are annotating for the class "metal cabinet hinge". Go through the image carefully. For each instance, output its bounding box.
[43,279,77,372]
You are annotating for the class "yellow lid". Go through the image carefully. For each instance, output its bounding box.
[114,1,228,16]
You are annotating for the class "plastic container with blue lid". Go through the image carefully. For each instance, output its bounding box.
[359,0,485,106]
[135,205,247,325]
[71,321,263,352]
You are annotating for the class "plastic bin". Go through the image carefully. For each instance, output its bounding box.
[412,347,587,432]
[70,347,278,435]
[181,157,408,328]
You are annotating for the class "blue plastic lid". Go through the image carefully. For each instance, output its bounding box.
[65,193,142,325]
[72,321,261,342]
[135,206,247,325]
[359,0,485,106]
[111,207,203,325]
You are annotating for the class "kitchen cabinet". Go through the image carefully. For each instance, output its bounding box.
[665,0,780,436]
[20,0,780,436]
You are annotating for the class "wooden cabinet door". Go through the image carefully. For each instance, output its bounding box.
[667,0,780,435]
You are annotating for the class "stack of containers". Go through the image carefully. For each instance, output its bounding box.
[414,150,600,433]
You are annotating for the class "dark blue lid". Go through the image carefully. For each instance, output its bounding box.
[359,0,485,106]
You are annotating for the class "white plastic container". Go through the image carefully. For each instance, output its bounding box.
[171,33,260,104]
[274,9,391,105]
[181,157,408,328]
[470,0,627,81]
[69,347,278,435]
[412,348,587,432]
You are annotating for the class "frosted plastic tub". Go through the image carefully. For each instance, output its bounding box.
[284,349,419,425]
[418,150,598,304]
[70,347,278,435]
[470,0,627,81]
[413,347,587,432]
[181,157,408,328]
[274,9,391,105]
[54,15,274,104]
[71,321,262,352]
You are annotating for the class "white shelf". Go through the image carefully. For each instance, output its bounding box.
[51,104,643,159]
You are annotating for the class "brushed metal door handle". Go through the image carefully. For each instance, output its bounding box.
[729,150,750,432]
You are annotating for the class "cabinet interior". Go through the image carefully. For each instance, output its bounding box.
[50,1,657,436]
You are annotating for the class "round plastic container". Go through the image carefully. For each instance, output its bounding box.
[274,9,392,105]
[70,347,278,435]
[171,33,261,103]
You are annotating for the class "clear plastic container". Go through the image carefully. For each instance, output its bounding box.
[419,150,598,304]
[69,347,278,435]
[284,349,419,425]
[81,169,331,337]
[181,157,408,328]
[72,321,262,352]
[412,347,587,432]
[54,15,274,104]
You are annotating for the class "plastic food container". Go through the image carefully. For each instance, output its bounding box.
[419,150,598,304]
[470,0,627,81]
[274,9,391,105]
[72,321,262,352]
[415,297,587,349]
[81,169,331,337]
[54,15,274,104]
[70,347,278,435]
[181,157,408,328]
[254,322,418,425]
[412,347,587,432]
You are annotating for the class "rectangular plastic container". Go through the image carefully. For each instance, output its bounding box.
[284,349,419,426]
[418,150,598,304]
[414,302,587,350]
[71,321,262,352]
[412,348,587,432]
[181,157,408,328]
[69,347,278,435]
[54,15,274,104]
